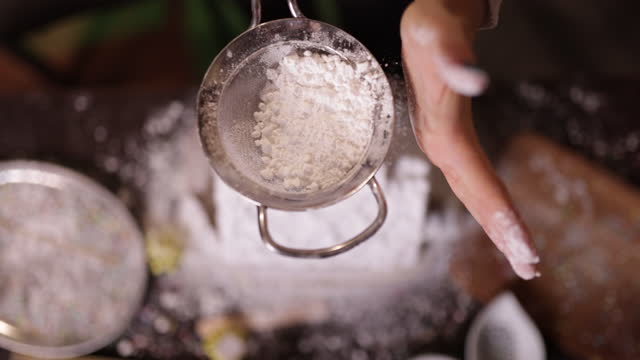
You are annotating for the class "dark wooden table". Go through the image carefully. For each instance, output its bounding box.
[3,80,639,359]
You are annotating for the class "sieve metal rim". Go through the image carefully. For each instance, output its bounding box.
[197,0,395,258]
[0,160,147,359]
[196,9,394,210]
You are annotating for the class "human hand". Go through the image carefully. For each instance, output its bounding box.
[400,0,540,279]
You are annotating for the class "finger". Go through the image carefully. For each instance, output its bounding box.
[431,130,541,280]
[400,2,540,279]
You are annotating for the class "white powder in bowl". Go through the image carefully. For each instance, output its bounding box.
[252,51,377,192]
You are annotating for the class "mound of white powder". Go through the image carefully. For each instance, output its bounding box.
[252,51,377,191]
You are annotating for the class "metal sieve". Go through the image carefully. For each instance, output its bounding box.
[0,161,147,359]
[197,0,395,258]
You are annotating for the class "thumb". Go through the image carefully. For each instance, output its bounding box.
[401,0,489,97]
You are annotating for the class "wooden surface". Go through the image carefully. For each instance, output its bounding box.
[503,134,640,360]
[451,133,640,360]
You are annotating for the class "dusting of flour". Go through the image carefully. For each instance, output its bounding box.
[252,51,377,191]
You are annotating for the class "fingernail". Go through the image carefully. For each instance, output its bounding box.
[435,57,489,97]
[491,211,540,264]
[487,210,541,280]
[505,234,540,265]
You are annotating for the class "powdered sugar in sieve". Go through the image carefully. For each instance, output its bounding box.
[251,49,380,193]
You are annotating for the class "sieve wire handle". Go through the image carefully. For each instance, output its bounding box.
[257,177,387,258]
[287,0,305,18]
[250,0,305,28]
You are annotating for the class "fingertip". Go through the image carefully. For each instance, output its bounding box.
[488,210,540,264]
[510,261,541,281]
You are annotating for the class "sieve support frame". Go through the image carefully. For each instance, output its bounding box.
[257,177,387,258]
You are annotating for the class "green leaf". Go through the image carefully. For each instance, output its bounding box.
[81,0,168,48]
[312,0,342,26]
[184,0,225,76]
[214,0,250,37]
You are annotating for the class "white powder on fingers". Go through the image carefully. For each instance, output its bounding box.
[488,210,541,279]
[253,51,377,192]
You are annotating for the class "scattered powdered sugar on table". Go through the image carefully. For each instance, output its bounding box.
[125,88,478,357]
[140,81,467,317]
[136,100,441,314]
[252,51,377,191]
[214,155,430,274]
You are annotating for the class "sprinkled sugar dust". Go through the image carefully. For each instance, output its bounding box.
[128,77,474,358]
[252,50,378,192]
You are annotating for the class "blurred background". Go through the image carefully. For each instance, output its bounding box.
[1,1,640,360]
[2,0,640,91]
